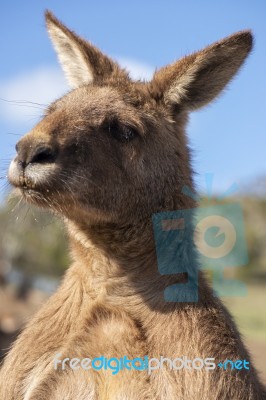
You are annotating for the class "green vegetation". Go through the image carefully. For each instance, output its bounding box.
[0,198,69,277]
[224,285,266,342]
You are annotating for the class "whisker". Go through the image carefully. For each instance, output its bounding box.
[0,97,47,107]
[6,132,22,137]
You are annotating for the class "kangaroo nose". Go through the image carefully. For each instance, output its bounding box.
[9,140,58,189]
[16,141,58,168]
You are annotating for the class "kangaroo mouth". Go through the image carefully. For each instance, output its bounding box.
[8,158,59,200]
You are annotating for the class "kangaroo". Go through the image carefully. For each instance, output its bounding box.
[1,10,265,400]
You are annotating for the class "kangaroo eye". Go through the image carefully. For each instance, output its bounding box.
[108,121,137,143]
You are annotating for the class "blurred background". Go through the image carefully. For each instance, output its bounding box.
[0,0,265,383]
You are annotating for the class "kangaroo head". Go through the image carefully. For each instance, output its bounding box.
[8,11,253,225]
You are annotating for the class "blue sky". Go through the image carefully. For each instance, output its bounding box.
[0,0,265,196]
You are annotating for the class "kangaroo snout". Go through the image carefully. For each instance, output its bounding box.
[8,136,58,191]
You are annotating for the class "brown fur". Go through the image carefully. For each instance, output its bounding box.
[1,10,265,399]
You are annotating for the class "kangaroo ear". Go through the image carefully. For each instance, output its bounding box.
[152,31,253,110]
[45,11,121,88]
